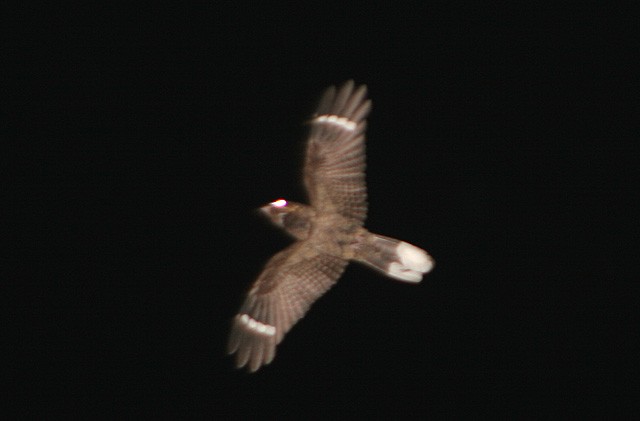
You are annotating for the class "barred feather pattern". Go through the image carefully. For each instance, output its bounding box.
[227,243,347,372]
[305,80,371,224]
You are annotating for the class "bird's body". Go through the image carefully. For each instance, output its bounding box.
[227,81,434,372]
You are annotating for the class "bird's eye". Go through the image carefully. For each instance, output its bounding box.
[271,199,287,208]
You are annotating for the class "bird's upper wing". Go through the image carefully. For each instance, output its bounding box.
[304,80,372,224]
[227,241,347,372]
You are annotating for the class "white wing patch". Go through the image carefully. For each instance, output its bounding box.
[239,314,276,336]
[313,114,357,131]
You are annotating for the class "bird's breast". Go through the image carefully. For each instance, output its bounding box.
[308,216,365,259]
[282,212,312,240]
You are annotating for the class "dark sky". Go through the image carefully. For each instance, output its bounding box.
[6,3,636,417]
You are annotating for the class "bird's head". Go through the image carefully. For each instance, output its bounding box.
[259,199,315,240]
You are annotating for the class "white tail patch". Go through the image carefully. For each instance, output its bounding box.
[239,314,276,336]
[387,242,434,283]
[355,234,434,283]
[397,242,433,273]
[314,114,357,131]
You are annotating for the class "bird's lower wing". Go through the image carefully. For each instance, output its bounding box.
[227,242,347,372]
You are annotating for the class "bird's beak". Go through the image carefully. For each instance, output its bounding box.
[256,204,271,216]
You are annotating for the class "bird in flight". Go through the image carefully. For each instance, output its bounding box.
[228,81,434,372]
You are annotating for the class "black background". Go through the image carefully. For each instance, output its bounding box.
[6,2,637,417]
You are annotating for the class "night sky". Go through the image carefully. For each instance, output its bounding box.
[7,3,635,417]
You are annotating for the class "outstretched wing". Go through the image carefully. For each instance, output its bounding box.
[304,80,372,223]
[227,242,347,372]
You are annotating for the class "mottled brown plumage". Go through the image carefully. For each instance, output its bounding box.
[228,81,434,372]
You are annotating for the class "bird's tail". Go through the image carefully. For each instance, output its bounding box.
[353,233,434,283]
